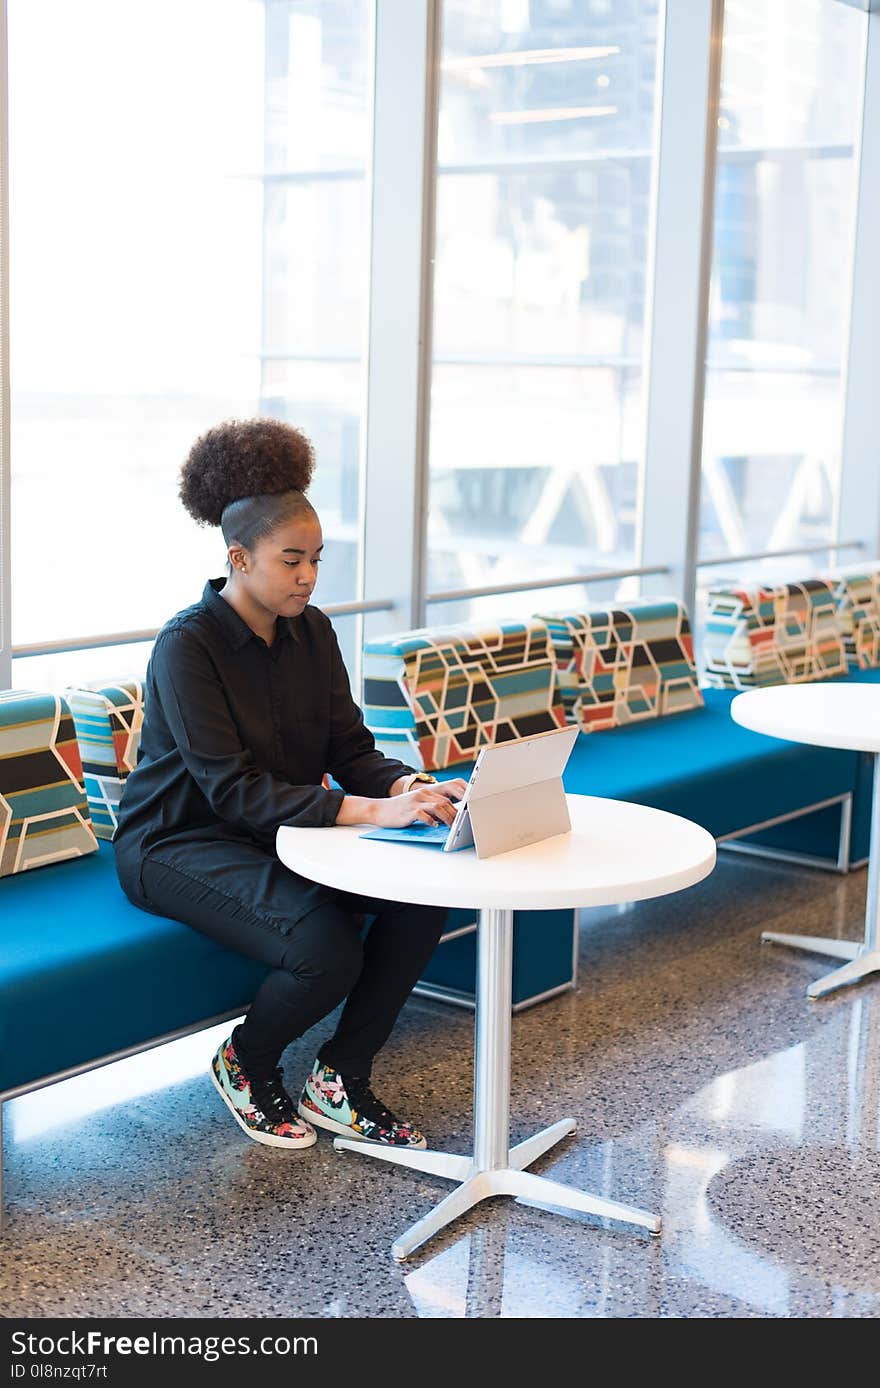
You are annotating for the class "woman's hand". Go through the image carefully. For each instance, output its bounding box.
[372,778,468,829]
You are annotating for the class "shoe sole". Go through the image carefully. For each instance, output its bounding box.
[298,1098,428,1150]
[210,1064,317,1150]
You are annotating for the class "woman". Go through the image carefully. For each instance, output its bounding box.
[113,418,466,1153]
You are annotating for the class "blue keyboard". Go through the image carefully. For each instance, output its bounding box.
[359,823,451,848]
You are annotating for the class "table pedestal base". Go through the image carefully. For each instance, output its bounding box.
[761,932,880,999]
[334,1117,660,1261]
[333,905,661,1261]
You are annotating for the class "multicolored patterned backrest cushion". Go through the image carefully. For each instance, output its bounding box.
[536,599,703,732]
[0,690,98,877]
[829,565,880,670]
[703,580,847,689]
[65,681,144,840]
[362,619,566,771]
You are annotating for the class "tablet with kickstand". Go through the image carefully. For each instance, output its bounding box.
[359,724,578,859]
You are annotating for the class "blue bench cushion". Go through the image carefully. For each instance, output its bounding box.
[0,843,270,1093]
[435,687,857,841]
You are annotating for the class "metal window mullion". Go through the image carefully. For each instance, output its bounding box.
[836,10,880,568]
[359,0,439,680]
[411,0,441,633]
[0,0,10,692]
[638,0,724,615]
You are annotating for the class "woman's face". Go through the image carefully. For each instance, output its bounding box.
[238,514,324,618]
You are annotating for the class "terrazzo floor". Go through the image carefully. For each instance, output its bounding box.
[2,850,879,1319]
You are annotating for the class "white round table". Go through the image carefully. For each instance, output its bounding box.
[731,683,880,999]
[277,793,716,1261]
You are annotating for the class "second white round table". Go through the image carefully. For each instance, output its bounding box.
[731,682,880,999]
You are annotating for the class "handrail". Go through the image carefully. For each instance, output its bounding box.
[695,540,864,569]
[11,597,396,659]
[425,564,670,605]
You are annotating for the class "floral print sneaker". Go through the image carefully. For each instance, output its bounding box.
[298,1060,427,1149]
[210,1036,317,1150]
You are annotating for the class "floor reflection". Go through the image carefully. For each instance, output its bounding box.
[663,991,880,1316]
[404,994,880,1318]
[404,1215,665,1318]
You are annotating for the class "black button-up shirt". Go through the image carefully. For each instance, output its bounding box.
[113,577,418,900]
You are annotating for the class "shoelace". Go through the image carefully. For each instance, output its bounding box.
[249,1067,298,1125]
[345,1077,402,1130]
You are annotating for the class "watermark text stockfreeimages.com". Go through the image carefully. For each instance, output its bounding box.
[10,1330,317,1367]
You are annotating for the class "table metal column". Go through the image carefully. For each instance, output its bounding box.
[473,907,512,1171]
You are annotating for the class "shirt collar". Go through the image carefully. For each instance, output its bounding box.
[203,578,301,650]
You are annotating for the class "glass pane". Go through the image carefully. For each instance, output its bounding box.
[429,363,641,598]
[700,371,839,562]
[438,0,659,163]
[263,180,366,358]
[432,165,653,360]
[12,642,156,696]
[261,360,363,606]
[264,0,370,173]
[700,0,866,562]
[9,0,370,648]
[428,0,661,600]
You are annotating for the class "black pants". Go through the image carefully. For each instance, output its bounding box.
[139,853,447,1082]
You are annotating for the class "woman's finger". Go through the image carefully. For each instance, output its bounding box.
[421,800,453,826]
[411,787,459,824]
[436,779,467,800]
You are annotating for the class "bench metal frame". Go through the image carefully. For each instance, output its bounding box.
[717,791,854,875]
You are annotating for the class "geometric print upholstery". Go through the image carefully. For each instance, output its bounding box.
[64,680,144,840]
[536,599,704,732]
[702,579,848,690]
[362,619,567,771]
[829,565,880,670]
[0,689,98,877]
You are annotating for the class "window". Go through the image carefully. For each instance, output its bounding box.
[426,0,661,623]
[8,0,370,682]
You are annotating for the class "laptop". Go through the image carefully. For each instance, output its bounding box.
[359,724,579,859]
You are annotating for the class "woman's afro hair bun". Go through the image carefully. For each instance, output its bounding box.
[179,418,315,527]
